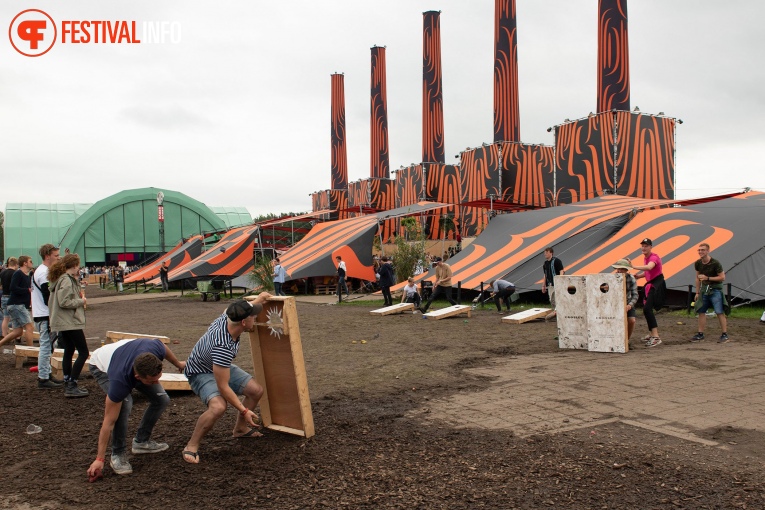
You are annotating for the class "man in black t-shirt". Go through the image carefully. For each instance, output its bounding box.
[0,257,18,337]
[541,247,564,320]
[691,243,729,343]
[0,255,34,347]
[159,262,169,292]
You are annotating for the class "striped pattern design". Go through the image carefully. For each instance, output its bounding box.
[459,145,501,236]
[597,0,630,112]
[184,314,240,375]
[370,46,390,179]
[425,164,460,240]
[502,142,555,207]
[555,112,675,204]
[494,0,521,142]
[329,189,348,221]
[123,235,204,284]
[422,11,445,163]
[331,73,348,190]
[395,165,424,208]
[312,190,331,220]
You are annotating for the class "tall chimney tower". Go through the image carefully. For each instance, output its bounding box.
[370,46,390,179]
[330,73,348,190]
[422,11,445,164]
[597,0,630,112]
[493,0,520,142]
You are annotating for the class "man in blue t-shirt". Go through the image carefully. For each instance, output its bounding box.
[86,338,185,477]
[182,293,271,464]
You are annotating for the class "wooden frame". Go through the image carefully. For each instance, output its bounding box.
[106,331,170,344]
[501,308,552,324]
[423,305,471,320]
[370,303,415,316]
[249,296,315,438]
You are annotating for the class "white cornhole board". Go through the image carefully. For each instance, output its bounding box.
[501,308,552,324]
[423,305,472,320]
[586,273,628,353]
[370,303,415,316]
[554,275,589,350]
[159,373,191,391]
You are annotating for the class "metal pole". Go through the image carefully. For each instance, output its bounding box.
[457,281,461,304]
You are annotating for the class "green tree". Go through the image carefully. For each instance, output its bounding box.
[393,218,427,284]
[248,255,275,292]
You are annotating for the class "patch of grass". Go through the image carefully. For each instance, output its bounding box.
[665,304,764,319]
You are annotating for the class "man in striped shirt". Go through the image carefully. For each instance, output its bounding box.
[182,293,272,464]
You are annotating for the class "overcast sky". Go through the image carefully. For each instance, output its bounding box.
[2,1,764,219]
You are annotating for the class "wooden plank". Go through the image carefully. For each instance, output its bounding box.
[51,355,91,376]
[159,373,191,391]
[370,303,415,316]
[106,331,170,344]
[424,305,472,320]
[554,275,588,350]
[586,273,629,353]
[14,346,66,368]
[250,296,315,438]
[501,308,552,324]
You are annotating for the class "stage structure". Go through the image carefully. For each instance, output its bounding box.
[494,0,521,143]
[422,11,445,165]
[370,46,390,179]
[597,0,630,113]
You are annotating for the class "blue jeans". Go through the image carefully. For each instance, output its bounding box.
[0,295,6,321]
[35,320,53,380]
[274,282,286,296]
[90,365,170,455]
[698,288,724,315]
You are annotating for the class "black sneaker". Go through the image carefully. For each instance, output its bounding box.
[718,333,729,343]
[49,375,64,384]
[65,381,89,398]
[38,378,63,389]
[690,332,705,343]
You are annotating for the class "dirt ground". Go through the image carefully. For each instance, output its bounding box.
[1,287,765,509]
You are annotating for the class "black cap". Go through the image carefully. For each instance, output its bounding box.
[640,238,653,246]
[433,256,442,262]
[226,300,262,322]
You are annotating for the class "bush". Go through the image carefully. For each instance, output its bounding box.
[393,218,427,284]
[248,256,274,292]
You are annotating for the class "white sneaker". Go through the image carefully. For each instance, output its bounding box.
[110,453,133,475]
[132,439,169,454]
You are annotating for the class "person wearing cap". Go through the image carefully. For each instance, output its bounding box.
[419,257,457,313]
[86,338,186,477]
[182,293,272,464]
[691,243,729,343]
[541,247,565,320]
[611,259,638,340]
[626,238,665,348]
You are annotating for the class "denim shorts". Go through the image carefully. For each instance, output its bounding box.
[188,364,252,406]
[698,288,724,315]
[0,295,7,320]
[7,304,32,329]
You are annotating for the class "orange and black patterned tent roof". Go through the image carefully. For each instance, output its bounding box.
[281,201,448,281]
[123,235,204,284]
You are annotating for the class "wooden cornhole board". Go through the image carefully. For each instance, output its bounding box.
[554,276,589,350]
[106,331,170,344]
[247,296,314,438]
[51,355,91,377]
[554,274,628,353]
[423,305,472,320]
[585,273,628,353]
[501,308,552,324]
[370,303,415,316]
[159,373,191,391]
[14,346,65,368]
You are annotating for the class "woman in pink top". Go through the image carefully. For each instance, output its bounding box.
[627,238,665,348]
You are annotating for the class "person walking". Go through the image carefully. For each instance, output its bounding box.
[627,238,665,348]
[0,258,18,337]
[0,255,35,347]
[377,256,395,307]
[49,253,90,397]
[691,243,729,343]
[419,257,458,313]
[335,256,349,301]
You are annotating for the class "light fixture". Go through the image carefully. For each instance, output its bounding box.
[564,118,571,122]
[589,112,595,117]
[634,106,640,112]
[677,119,684,124]
[546,127,552,132]
[454,155,459,159]
[658,111,665,116]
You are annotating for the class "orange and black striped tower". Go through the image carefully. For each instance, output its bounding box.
[597,0,630,112]
[370,46,390,179]
[422,11,445,164]
[330,73,349,190]
[494,0,520,143]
